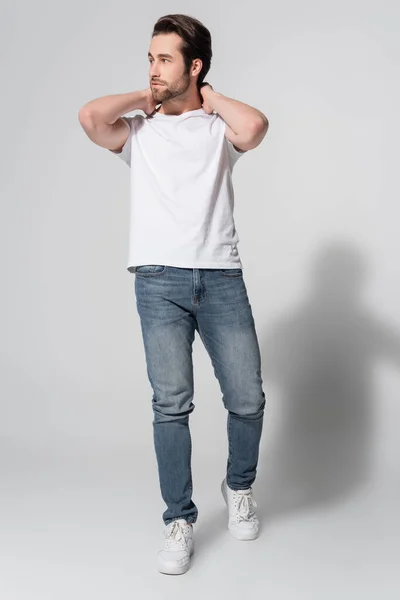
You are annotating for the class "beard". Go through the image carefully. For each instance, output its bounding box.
[151,70,191,103]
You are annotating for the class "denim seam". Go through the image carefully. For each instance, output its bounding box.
[135,266,167,277]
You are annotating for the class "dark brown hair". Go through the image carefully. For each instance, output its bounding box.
[152,14,212,88]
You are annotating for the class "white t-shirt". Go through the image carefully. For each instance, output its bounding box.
[111,107,245,272]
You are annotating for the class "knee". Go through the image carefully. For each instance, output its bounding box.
[229,391,266,419]
[152,392,195,422]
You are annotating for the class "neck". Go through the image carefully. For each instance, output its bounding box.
[157,91,203,116]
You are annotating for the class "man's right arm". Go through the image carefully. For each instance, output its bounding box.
[78,90,148,153]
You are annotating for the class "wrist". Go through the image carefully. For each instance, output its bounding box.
[203,88,221,110]
[137,89,149,109]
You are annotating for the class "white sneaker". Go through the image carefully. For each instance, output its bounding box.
[157,519,195,575]
[221,477,260,540]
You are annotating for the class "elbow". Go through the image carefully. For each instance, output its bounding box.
[254,114,269,138]
[78,106,94,128]
[242,115,269,149]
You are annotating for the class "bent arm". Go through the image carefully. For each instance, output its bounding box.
[78,90,146,152]
[203,87,269,152]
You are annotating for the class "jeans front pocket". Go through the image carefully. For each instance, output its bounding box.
[219,268,243,277]
[134,265,167,276]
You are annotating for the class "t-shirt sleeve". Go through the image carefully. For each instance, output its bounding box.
[226,137,247,169]
[109,115,139,166]
[216,114,247,170]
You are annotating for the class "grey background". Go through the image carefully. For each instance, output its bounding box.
[1,0,400,598]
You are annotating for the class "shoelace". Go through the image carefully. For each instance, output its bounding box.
[165,520,190,548]
[234,490,258,521]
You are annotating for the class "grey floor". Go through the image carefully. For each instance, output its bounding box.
[2,432,399,600]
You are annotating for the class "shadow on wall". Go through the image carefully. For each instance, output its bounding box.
[259,239,400,521]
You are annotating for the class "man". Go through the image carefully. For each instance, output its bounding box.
[78,14,269,575]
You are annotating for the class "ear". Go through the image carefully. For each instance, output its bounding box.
[191,58,203,77]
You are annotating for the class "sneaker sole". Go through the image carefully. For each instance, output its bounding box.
[157,542,195,575]
[221,479,259,541]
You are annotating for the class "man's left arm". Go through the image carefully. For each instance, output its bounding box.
[200,84,269,152]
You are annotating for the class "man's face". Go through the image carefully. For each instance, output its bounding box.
[148,33,192,102]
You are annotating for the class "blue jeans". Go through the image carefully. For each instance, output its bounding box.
[133,265,266,525]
